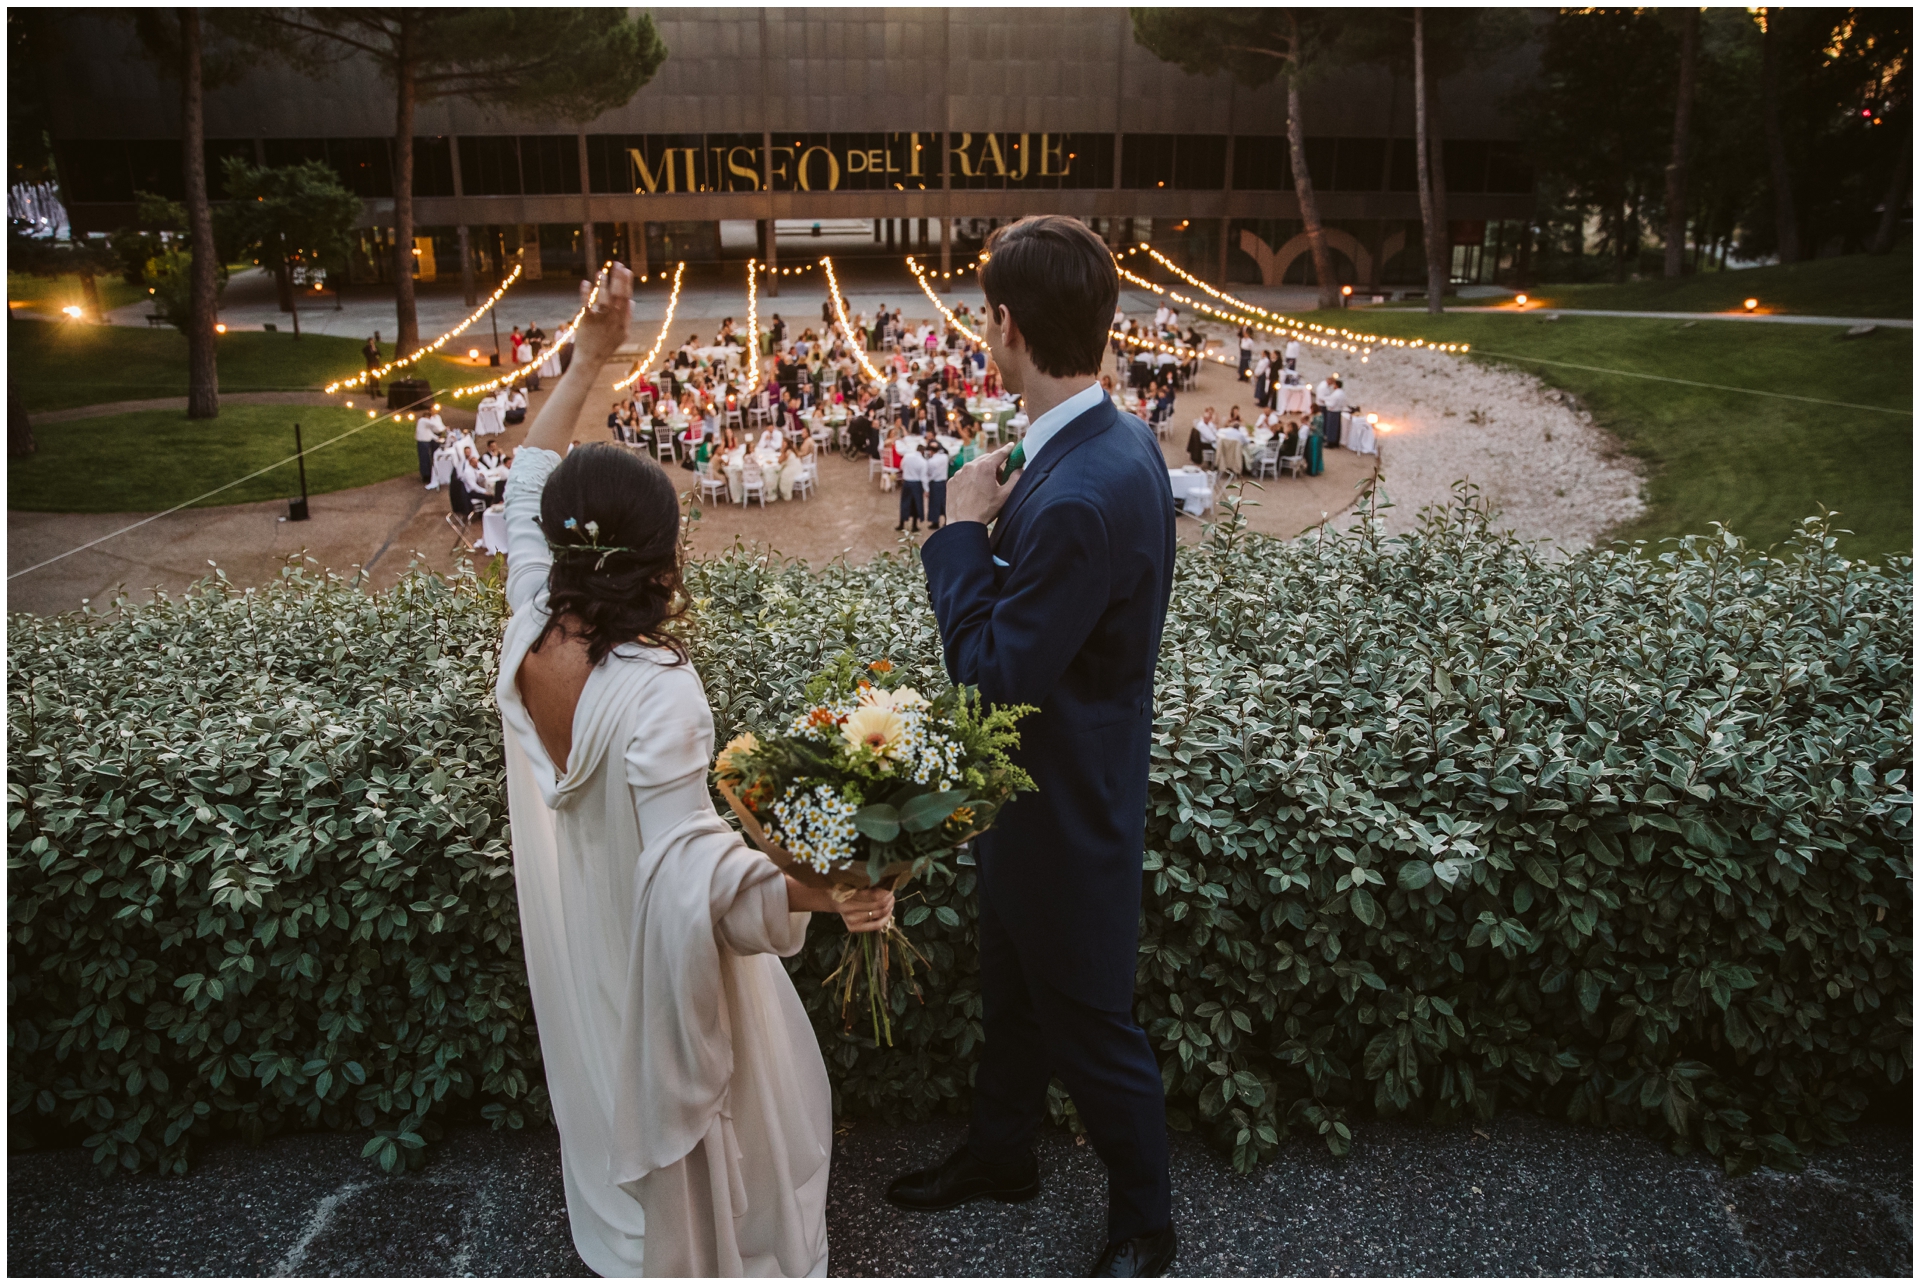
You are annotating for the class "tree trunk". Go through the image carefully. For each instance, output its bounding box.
[79,270,103,321]
[1871,129,1909,255]
[391,24,419,358]
[9,375,37,457]
[1760,10,1800,262]
[1414,12,1447,315]
[1664,8,1698,278]
[1285,59,1340,310]
[180,8,219,419]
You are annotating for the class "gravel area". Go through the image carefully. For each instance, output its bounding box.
[9,1113,1907,1277]
[1289,343,1646,551]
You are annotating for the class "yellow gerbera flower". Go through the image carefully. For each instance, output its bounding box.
[715,731,760,777]
[842,705,906,755]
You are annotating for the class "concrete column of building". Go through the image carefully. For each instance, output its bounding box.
[939,131,952,291]
[635,221,650,281]
[1111,10,1126,249]
[449,135,476,305]
[577,131,596,276]
[762,127,778,296]
[1219,89,1236,283]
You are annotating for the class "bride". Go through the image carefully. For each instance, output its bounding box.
[493,262,892,1277]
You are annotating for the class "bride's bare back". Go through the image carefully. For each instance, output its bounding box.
[517,622,594,775]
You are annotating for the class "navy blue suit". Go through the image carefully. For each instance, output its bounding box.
[921,394,1175,1243]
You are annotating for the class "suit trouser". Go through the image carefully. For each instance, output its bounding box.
[967,892,1171,1244]
[898,479,924,524]
[417,439,435,484]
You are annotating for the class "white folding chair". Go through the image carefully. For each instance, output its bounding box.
[724,406,744,432]
[791,455,818,500]
[741,460,768,508]
[654,427,676,463]
[697,465,728,505]
[1253,437,1283,480]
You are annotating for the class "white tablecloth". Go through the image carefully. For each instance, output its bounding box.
[1168,468,1213,517]
[475,400,506,436]
[429,449,455,489]
[478,507,508,554]
[1346,417,1377,455]
[1279,386,1314,415]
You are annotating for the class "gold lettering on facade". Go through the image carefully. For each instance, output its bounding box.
[796,145,840,191]
[948,133,974,178]
[726,146,762,190]
[847,149,868,173]
[1014,133,1031,181]
[981,133,1010,178]
[908,132,924,178]
[769,146,793,186]
[677,148,702,192]
[869,148,887,174]
[1040,134,1071,177]
[629,147,674,193]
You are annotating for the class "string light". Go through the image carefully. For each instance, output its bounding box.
[1130,245,1468,355]
[613,261,684,392]
[326,264,524,393]
[746,256,760,363]
[444,262,610,401]
[819,257,888,387]
[906,255,981,343]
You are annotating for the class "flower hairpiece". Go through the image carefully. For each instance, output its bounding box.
[550,516,633,570]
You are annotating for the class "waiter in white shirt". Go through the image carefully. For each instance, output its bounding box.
[897,430,931,532]
[414,410,444,484]
[1319,377,1349,449]
[1284,338,1301,370]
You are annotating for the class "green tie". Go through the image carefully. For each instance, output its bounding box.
[998,440,1025,485]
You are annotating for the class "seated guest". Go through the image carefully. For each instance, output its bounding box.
[1216,411,1251,475]
[849,405,878,459]
[504,386,528,424]
[606,401,627,440]
[776,425,815,501]
[1185,406,1220,467]
[758,423,787,457]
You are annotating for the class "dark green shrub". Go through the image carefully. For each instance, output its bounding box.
[9,495,1910,1179]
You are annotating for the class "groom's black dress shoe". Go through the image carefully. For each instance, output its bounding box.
[1090,1226,1178,1277]
[885,1144,1039,1210]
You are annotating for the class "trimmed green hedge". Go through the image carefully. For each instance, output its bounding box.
[9,493,1911,1178]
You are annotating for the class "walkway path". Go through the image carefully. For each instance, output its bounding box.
[6,1114,1906,1276]
[1432,306,1913,328]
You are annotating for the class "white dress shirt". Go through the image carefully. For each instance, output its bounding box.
[1192,416,1219,445]
[1285,340,1301,362]
[1324,388,1351,413]
[900,448,932,484]
[1020,380,1107,470]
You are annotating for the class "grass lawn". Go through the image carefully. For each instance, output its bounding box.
[1346,308,1912,563]
[8,404,419,513]
[8,319,475,413]
[7,271,149,317]
[1515,250,1911,318]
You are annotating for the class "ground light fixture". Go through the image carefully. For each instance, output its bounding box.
[1744,298,1759,312]
[1514,294,1529,306]
[214,323,227,333]
[469,348,480,359]
[61,305,82,319]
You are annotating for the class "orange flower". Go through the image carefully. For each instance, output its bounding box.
[868,659,894,673]
[806,706,838,729]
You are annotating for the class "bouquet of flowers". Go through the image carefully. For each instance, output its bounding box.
[713,654,1035,1044]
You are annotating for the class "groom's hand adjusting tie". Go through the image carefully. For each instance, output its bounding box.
[947,441,1022,527]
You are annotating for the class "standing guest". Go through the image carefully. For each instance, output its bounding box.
[770,313,786,345]
[1284,337,1300,371]
[881,423,906,490]
[948,419,981,475]
[1251,349,1272,408]
[897,430,929,532]
[919,433,950,528]
[1236,325,1253,381]
[362,331,383,395]
[1319,377,1348,449]
[414,406,443,483]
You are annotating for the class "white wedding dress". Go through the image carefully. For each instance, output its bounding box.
[494,446,832,1277]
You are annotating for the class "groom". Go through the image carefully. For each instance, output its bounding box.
[889,216,1178,1276]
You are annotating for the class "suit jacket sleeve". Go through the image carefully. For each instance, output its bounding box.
[921,499,1111,708]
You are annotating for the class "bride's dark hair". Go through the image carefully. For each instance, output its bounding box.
[533,444,688,666]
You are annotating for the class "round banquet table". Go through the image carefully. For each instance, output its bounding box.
[1279,386,1314,416]
[478,506,508,555]
[1345,417,1377,455]
[1167,468,1214,517]
[723,445,788,499]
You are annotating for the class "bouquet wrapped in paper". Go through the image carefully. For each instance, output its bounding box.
[713,655,1034,1043]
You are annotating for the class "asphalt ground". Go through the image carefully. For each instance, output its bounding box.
[8,1112,1908,1277]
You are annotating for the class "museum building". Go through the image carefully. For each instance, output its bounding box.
[39,8,1539,292]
